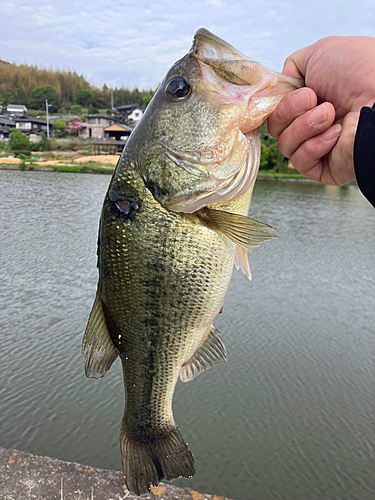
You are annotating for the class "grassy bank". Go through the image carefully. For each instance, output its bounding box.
[0,162,115,174]
[257,170,307,180]
[0,158,310,180]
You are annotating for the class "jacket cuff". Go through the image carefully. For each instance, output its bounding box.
[354,103,375,208]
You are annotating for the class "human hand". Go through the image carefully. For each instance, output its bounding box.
[268,36,375,186]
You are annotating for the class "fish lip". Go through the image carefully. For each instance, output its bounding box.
[192,28,251,62]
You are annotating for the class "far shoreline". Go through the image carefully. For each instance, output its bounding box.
[0,163,316,181]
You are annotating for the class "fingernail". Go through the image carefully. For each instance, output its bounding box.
[321,124,342,142]
[309,104,327,125]
[291,90,310,112]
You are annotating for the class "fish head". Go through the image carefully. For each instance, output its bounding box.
[129,29,303,212]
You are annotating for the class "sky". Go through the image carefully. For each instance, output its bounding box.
[2,0,375,90]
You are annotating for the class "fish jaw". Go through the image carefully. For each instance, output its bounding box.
[192,28,304,133]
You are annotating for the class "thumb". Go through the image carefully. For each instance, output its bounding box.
[282,46,311,79]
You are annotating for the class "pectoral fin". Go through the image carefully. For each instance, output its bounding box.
[180,325,227,382]
[82,288,118,378]
[198,208,276,281]
[199,207,277,251]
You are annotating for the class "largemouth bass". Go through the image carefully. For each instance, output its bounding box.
[83,29,303,495]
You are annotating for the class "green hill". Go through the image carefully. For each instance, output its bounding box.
[0,61,155,112]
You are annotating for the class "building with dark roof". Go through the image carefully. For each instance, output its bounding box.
[107,103,144,123]
[0,116,16,142]
[14,115,51,140]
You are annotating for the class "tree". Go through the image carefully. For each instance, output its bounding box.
[142,92,153,108]
[28,86,60,112]
[0,94,5,106]
[77,90,94,107]
[9,129,31,153]
[53,119,67,137]
[66,116,83,136]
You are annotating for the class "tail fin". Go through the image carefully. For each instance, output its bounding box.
[120,426,195,495]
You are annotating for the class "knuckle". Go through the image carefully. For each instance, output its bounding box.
[277,135,290,158]
[303,139,317,158]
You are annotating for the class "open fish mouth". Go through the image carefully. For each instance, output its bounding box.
[191,28,304,135]
[193,28,265,86]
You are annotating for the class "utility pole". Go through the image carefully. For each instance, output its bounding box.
[46,99,50,139]
[111,90,114,110]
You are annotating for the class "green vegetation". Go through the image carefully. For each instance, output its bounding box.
[257,171,307,179]
[70,105,82,115]
[0,60,156,111]
[9,129,32,154]
[28,86,60,112]
[53,119,67,137]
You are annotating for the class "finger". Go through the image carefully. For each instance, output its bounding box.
[289,124,342,183]
[282,45,312,79]
[268,87,317,138]
[278,102,336,158]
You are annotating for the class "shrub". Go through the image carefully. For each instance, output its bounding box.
[38,133,52,151]
[9,129,31,154]
[70,105,82,115]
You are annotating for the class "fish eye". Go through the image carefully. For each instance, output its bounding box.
[165,77,191,102]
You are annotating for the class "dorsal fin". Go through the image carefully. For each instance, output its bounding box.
[180,325,227,383]
[82,288,118,378]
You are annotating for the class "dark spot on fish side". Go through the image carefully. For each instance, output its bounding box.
[143,179,169,200]
[108,188,142,222]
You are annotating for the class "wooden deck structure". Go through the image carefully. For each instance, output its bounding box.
[92,139,127,155]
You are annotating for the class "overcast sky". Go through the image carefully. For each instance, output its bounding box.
[2,0,375,90]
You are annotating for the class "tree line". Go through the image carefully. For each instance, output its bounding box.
[0,60,156,113]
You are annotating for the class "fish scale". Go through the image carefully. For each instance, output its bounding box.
[100,168,235,435]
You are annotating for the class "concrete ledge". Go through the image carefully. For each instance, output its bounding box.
[0,447,232,500]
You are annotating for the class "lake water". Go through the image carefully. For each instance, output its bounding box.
[0,170,374,500]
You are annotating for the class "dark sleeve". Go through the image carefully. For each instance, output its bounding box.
[354,103,375,208]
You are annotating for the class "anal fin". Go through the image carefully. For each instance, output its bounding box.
[82,288,118,378]
[180,325,227,382]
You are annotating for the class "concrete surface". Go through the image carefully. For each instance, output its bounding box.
[0,447,232,500]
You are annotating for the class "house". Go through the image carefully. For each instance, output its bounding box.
[7,104,27,115]
[107,103,144,123]
[79,115,118,140]
[14,115,52,142]
[0,110,50,143]
[104,123,132,141]
[0,116,16,142]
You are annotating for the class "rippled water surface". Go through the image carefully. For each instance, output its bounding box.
[1,171,374,500]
